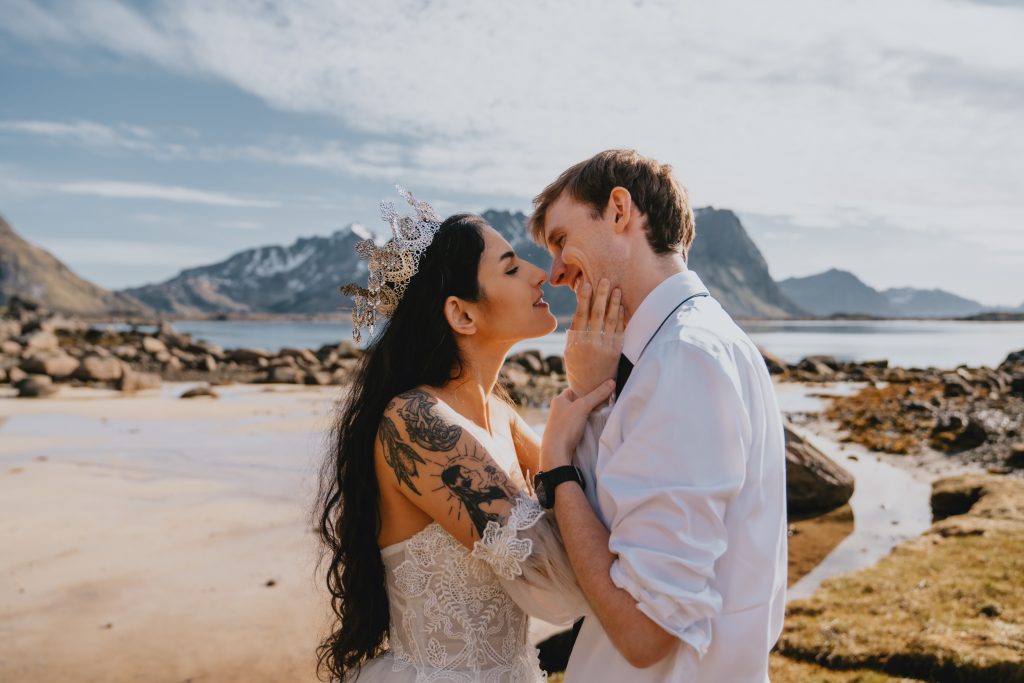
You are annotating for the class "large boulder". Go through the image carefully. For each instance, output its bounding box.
[0,320,22,340]
[22,330,59,352]
[75,355,124,382]
[117,368,162,393]
[760,348,788,375]
[16,374,58,398]
[20,352,80,379]
[785,424,855,518]
[265,366,304,384]
[141,336,168,355]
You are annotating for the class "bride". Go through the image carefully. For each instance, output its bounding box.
[315,189,619,681]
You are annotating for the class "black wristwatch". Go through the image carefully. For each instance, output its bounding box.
[533,465,586,509]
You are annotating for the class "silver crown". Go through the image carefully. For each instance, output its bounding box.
[340,185,443,342]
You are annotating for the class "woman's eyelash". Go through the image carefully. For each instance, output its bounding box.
[506,267,519,275]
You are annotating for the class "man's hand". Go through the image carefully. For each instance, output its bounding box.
[565,278,624,395]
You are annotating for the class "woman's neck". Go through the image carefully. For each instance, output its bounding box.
[441,338,511,435]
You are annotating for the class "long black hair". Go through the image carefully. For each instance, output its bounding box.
[315,213,489,681]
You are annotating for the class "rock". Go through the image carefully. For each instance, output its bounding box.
[75,355,124,382]
[8,367,28,385]
[22,330,59,352]
[180,386,219,399]
[999,348,1024,370]
[759,348,788,375]
[1010,375,1024,398]
[545,355,565,375]
[330,367,351,385]
[941,374,974,398]
[141,336,168,355]
[796,356,835,379]
[335,340,361,359]
[509,350,545,375]
[0,367,6,383]
[0,320,22,340]
[227,348,272,364]
[117,369,162,393]
[304,370,333,386]
[784,424,855,517]
[163,356,184,374]
[1,339,22,355]
[199,355,218,373]
[20,352,80,379]
[1007,444,1024,469]
[16,374,58,398]
[280,347,319,365]
[266,366,304,384]
[186,340,224,359]
[931,412,989,452]
[111,344,139,360]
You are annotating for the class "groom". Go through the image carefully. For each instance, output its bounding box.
[530,149,788,680]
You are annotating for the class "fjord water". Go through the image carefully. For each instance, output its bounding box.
[165,318,1024,369]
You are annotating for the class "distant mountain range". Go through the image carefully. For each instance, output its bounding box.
[2,209,1017,320]
[0,213,149,316]
[119,207,805,320]
[777,268,993,318]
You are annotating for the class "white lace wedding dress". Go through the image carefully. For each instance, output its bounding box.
[356,496,587,682]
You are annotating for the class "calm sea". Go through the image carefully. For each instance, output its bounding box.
[145,318,1024,370]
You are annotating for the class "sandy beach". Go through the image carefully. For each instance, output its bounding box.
[1,383,338,682]
[0,380,966,682]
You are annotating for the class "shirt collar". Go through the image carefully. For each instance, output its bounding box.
[622,269,709,364]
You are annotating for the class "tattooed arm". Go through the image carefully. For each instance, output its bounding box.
[377,389,522,548]
[378,387,591,624]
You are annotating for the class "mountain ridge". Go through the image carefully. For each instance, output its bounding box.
[0,213,150,316]
[779,269,988,318]
[122,207,804,320]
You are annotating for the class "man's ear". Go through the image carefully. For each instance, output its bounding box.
[444,296,477,336]
[607,187,634,235]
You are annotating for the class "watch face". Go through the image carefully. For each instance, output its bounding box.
[535,478,551,508]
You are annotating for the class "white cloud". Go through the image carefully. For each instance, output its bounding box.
[55,180,278,207]
[4,0,1021,242]
[3,0,1023,303]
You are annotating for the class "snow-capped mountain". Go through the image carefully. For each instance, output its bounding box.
[122,208,805,320]
[123,224,375,315]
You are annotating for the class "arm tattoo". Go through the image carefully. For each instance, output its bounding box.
[437,445,515,536]
[396,390,463,451]
[379,415,427,495]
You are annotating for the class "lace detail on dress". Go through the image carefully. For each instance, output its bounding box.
[472,496,546,580]
[384,504,547,682]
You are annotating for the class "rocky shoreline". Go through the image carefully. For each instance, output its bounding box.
[762,348,1024,474]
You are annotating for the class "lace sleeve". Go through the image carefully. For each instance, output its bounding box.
[471,496,589,626]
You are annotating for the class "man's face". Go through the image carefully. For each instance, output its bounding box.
[542,193,618,294]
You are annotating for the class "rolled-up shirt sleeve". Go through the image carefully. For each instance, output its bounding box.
[603,340,751,657]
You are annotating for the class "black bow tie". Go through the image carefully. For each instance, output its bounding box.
[615,353,634,399]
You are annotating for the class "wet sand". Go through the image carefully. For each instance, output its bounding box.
[0,383,336,683]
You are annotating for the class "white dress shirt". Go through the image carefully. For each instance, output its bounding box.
[566,269,788,682]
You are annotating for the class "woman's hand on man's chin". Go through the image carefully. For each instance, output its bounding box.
[564,278,624,395]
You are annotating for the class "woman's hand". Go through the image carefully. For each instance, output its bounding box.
[564,278,624,396]
[540,380,616,470]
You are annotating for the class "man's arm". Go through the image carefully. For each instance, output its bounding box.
[552,481,677,668]
[542,343,750,668]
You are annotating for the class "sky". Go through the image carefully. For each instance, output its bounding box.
[0,0,1022,306]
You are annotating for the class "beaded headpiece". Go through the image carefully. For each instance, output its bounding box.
[340,185,443,342]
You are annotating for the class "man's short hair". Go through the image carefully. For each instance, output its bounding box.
[529,149,696,259]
